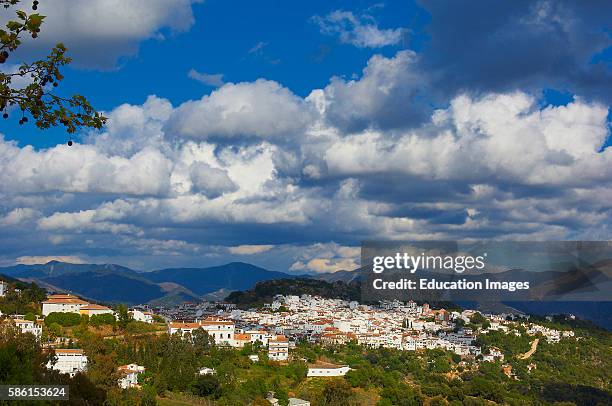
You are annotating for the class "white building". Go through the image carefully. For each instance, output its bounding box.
[42,294,89,316]
[168,317,235,345]
[268,335,289,361]
[0,281,7,297]
[11,318,43,339]
[118,364,145,389]
[79,304,114,317]
[289,399,311,406]
[307,362,350,377]
[130,309,154,323]
[198,367,216,375]
[48,349,88,377]
[483,347,505,362]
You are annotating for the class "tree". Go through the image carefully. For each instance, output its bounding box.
[90,313,116,327]
[320,379,356,406]
[44,312,81,327]
[0,0,105,135]
[46,322,62,339]
[1,322,106,405]
[192,328,215,352]
[116,304,130,329]
[191,374,221,398]
[0,323,49,384]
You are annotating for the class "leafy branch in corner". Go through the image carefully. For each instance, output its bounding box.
[0,0,106,137]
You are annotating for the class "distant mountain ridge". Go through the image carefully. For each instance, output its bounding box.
[0,261,296,305]
[144,262,296,295]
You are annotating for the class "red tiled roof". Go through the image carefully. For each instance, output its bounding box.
[80,304,111,310]
[55,349,84,354]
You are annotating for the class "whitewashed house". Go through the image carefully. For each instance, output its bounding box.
[48,349,88,377]
[268,335,289,361]
[12,318,43,339]
[0,281,7,297]
[118,364,146,389]
[42,294,89,316]
[168,317,235,345]
[483,347,504,362]
[130,309,154,323]
[307,362,350,377]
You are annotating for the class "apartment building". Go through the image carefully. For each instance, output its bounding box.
[47,349,88,377]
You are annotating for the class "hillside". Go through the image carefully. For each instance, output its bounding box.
[0,276,47,315]
[0,260,139,279]
[225,278,361,308]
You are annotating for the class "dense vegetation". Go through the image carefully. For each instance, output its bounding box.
[2,319,610,405]
[0,276,46,315]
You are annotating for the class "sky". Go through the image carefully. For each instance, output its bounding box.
[0,0,611,273]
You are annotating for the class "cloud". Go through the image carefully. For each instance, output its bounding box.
[312,10,405,48]
[290,243,360,273]
[91,95,173,156]
[16,256,86,265]
[3,85,608,268]
[316,50,427,131]
[188,69,225,87]
[0,139,174,196]
[165,79,315,141]
[248,41,268,54]
[1,32,610,270]
[320,92,611,187]
[0,208,40,226]
[189,162,237,198]
[10,0,202,69]
[228,245,275,255]
[417,0,612,103]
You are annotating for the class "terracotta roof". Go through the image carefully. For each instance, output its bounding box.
[55,349,84,355]
[118,365,144,375]
[308,361,348,369]
[234,334,251,340]
[169,322,199,329]
[43,294,89,305]
[80,304,111,310]
[199,319,234,326]
[11,319,35,325]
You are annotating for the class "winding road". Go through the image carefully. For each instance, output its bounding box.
[518,338,539,359]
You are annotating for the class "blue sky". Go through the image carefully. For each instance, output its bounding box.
[0,0,611,272]
[6,0,428,147]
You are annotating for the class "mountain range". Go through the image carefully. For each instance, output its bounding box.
[0,260,296,306]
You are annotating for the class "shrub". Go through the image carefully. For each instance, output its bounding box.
[89,313,116,327]
[44,312,82,327]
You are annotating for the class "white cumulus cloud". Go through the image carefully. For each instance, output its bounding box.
[313,10,405,48]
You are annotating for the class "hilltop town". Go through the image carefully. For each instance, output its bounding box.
[1,278,610,405]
